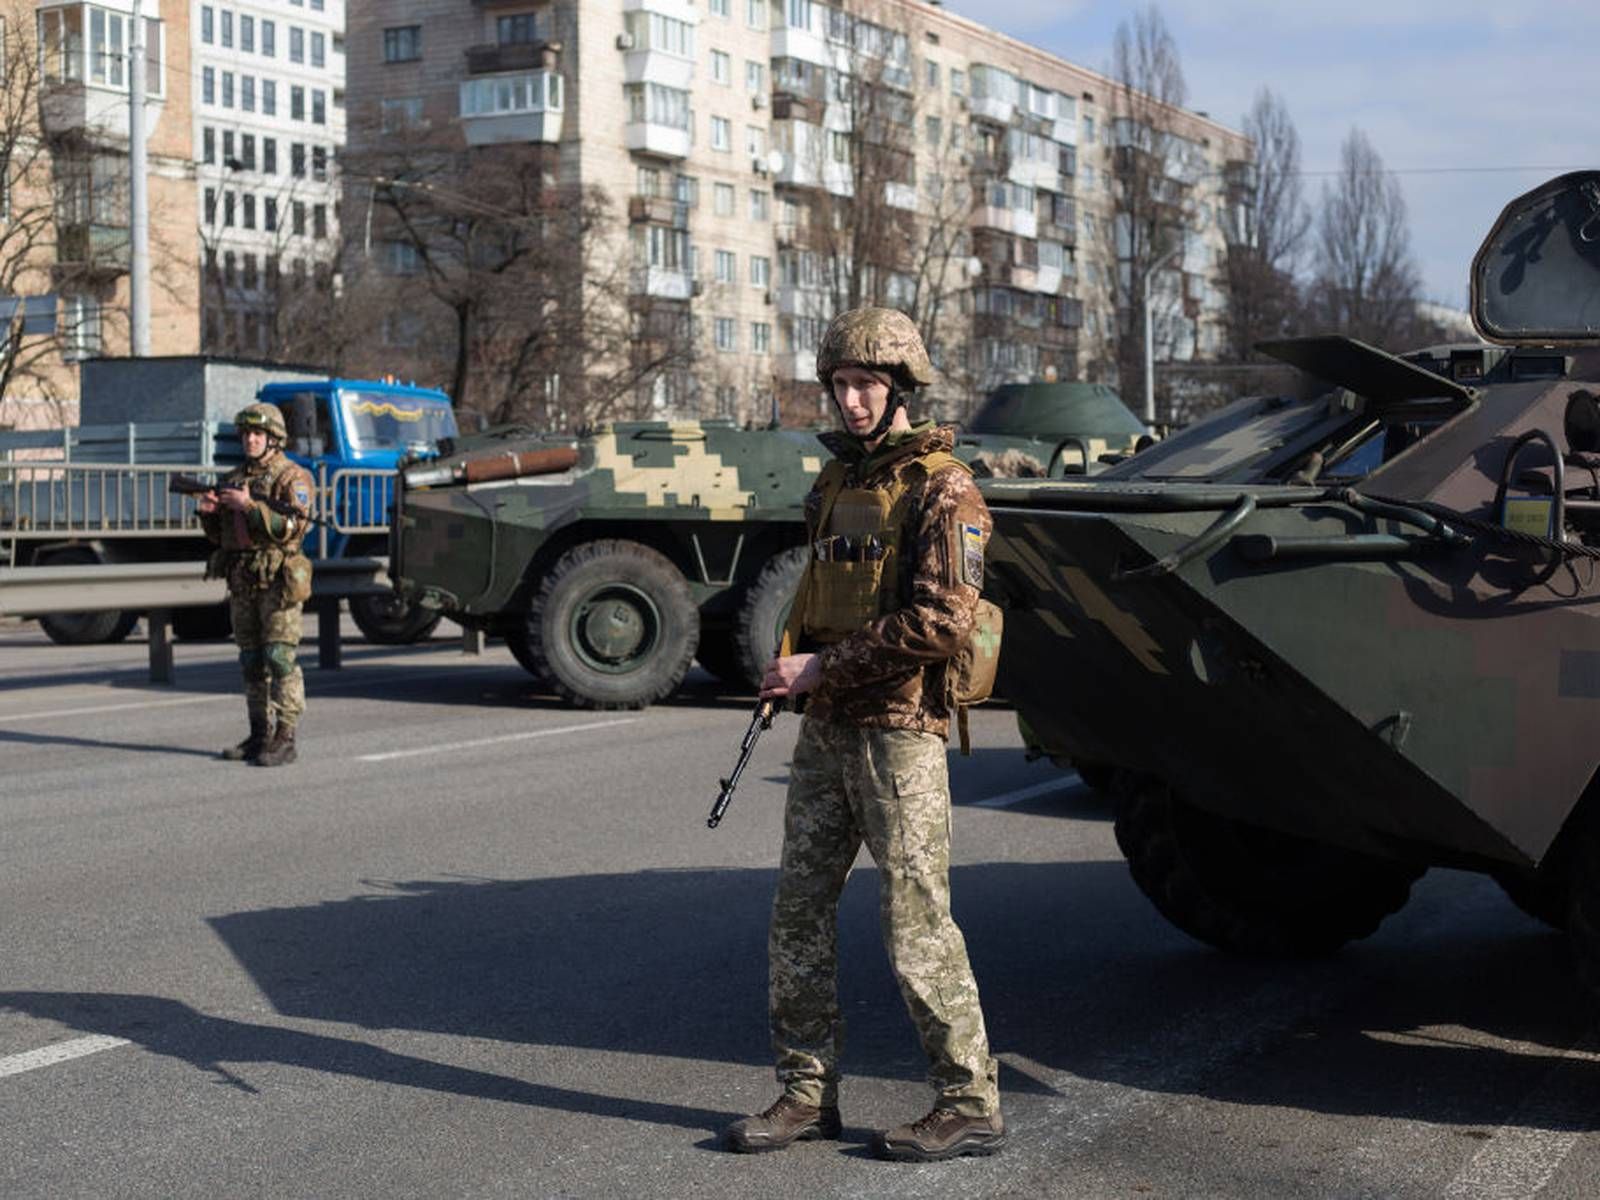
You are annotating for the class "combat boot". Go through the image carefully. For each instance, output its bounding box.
[220,718,271,762]
[875,1107,1006,1162]
[253,725,298,767]
[724,1095,842,1153]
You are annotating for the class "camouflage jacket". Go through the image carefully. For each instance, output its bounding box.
[801,422,992,737]
[198,450,314,587]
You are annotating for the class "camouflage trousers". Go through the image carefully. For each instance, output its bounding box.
[769,717,1000,1117]
[229,586,305,731]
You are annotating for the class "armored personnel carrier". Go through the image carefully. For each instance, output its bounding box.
[981,171,1600,991]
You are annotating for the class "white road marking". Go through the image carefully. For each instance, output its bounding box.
[356,718,638,762]
[1442,1029,1600,1199]
[969,775,1082,808]
[0,1035,131,1079]
[0,668,453,725]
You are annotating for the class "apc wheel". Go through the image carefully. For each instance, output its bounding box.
[694,625,750,688]
[525,539,697,709]
[731,546,808,689]
[1114,775,1422,957]
[35,548,137,644]
[349,591,444,644]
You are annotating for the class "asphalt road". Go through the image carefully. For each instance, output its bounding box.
[3,618,1599,1199]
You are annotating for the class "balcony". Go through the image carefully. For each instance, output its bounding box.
[466,40,560,75]
[55,222,130,278]
[1007,157,1058,192]
[628,196,690,228]
[883,181,917,211]
[630,266,693,300]
[624,121,690,159]
[773,283,830,317]
[459,71,564,145]
[40,81,162,144]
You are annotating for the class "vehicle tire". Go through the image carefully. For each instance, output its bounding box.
[35,548,137,645]
[524,539,698,709]
[1493,866,1569,930]
[349,591,444,644]
[506,626,546,683]
[172,603,234,641]
[1114,774,1423,957]
[732,546,808,689]
[694,624,750,688]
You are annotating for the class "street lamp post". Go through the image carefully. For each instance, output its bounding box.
[1141,244,1181,429]
[128,0,150,356]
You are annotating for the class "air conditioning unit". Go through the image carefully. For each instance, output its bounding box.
[752,157,768,176]
[615,32,635,50]
[751,92,768,110]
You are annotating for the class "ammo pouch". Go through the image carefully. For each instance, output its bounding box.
[947,598,1003,755]
[280,552,313,604]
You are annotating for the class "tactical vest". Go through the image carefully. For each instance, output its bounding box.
[209,453,313,600]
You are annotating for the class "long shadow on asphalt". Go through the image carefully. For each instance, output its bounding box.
[3,865,1594,1134]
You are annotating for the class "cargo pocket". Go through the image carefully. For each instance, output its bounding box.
[279,553,313,604]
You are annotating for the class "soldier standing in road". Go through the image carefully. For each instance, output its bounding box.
[196,403,315,767]
[724,308,1004,1162]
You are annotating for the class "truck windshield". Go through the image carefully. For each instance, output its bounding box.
[340,391,458,452]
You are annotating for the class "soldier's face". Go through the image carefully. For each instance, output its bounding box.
[242,429,269,460]
[831,367,893,437]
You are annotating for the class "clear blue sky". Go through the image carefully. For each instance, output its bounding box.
[941,0,1599,310]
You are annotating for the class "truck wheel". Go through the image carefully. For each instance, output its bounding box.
[732,546,808,689]
[349,592,444,644]
[1114,775,1422,957]
[524,539,698,709]
[35,548,137,645]
[694,625,751,688]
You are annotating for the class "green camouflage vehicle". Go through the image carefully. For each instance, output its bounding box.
[390,377,1141,709]
[956,380,1148,477]
[980,171,1600,995]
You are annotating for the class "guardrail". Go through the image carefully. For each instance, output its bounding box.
[0,557,406,683]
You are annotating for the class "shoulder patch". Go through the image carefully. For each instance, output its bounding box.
[292,478,312,511]
[961,522,986,588]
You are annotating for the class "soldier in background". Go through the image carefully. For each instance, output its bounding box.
[196,403,315,767]
[724,308,1005,1162]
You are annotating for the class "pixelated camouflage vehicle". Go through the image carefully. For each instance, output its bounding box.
[390,375,1137,709]
[956,380,1148,478]
[979,171,1600,991]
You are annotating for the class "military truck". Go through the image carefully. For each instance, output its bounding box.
[979,171,1600,995]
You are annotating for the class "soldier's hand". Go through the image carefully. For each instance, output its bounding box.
[760,653,821,699]
[217,487,252,513]
[195,490,219,514]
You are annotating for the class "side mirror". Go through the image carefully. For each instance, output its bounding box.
[285,395,322,458]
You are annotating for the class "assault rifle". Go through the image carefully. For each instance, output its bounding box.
[707,699,776,829]
[168,473,327,526]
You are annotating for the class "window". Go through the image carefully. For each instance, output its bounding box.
[243,193,256,230]
[291,143,306,178]
[714,317,737,352]
[204,187,216,224]
[383,25,420,63]
[262,137,278,174]
[674,174,699,206]
[289,26,304,63]
[241,15,253,53]
[951,68,965,95]
[711,50,730,85]
[752,321,771,353]
[224,190,236,227]
[925,116,941,148]
[311,32,324,68]
[830,130,849,163]
[496,13,536,43]
[221,71,234,108]
[381,97,423,132]
[291,85,304,120]
[749,190,769,221]
[222,130,235,163]
[240,133,255,170]
[746,60,764,92]
[386,240,422,276]
[201,6,213,44]
[220,9,232,48]
[710,116,730,151]
[264,197,278,231]
[244,253,258,290]
[747,0,766,29]
[202,66,215,105]
[714,249,736,283]
[202,127,215,165]
[262,80,276,116]
[312,89,326,124]
[632,224,689,271]
[293,201,306,235]
[312,145,327,181]
[312,205,327,239]
[624,83,688,128]
[746,125,766,157]
[622,11,694,57]
[925,59,939,88]
[713,182,734,216]
[241,75,255,112]
[262,19,275,57]
[1083,115,1095,142]
[710,0,729,15]
[750,255,770,288]
[786,0,812,29]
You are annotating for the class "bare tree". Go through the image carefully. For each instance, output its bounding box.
[1220,87,1310,358]
[1308,127,1422,350]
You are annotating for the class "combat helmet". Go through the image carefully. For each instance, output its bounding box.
[815,307,935,391]
[235,402,287,442]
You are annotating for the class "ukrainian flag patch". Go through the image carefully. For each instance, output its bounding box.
[960,523,985,587]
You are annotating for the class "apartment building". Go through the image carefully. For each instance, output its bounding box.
[192,0,346,355]
[346,0,1253,425]
[7,0,200,428]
